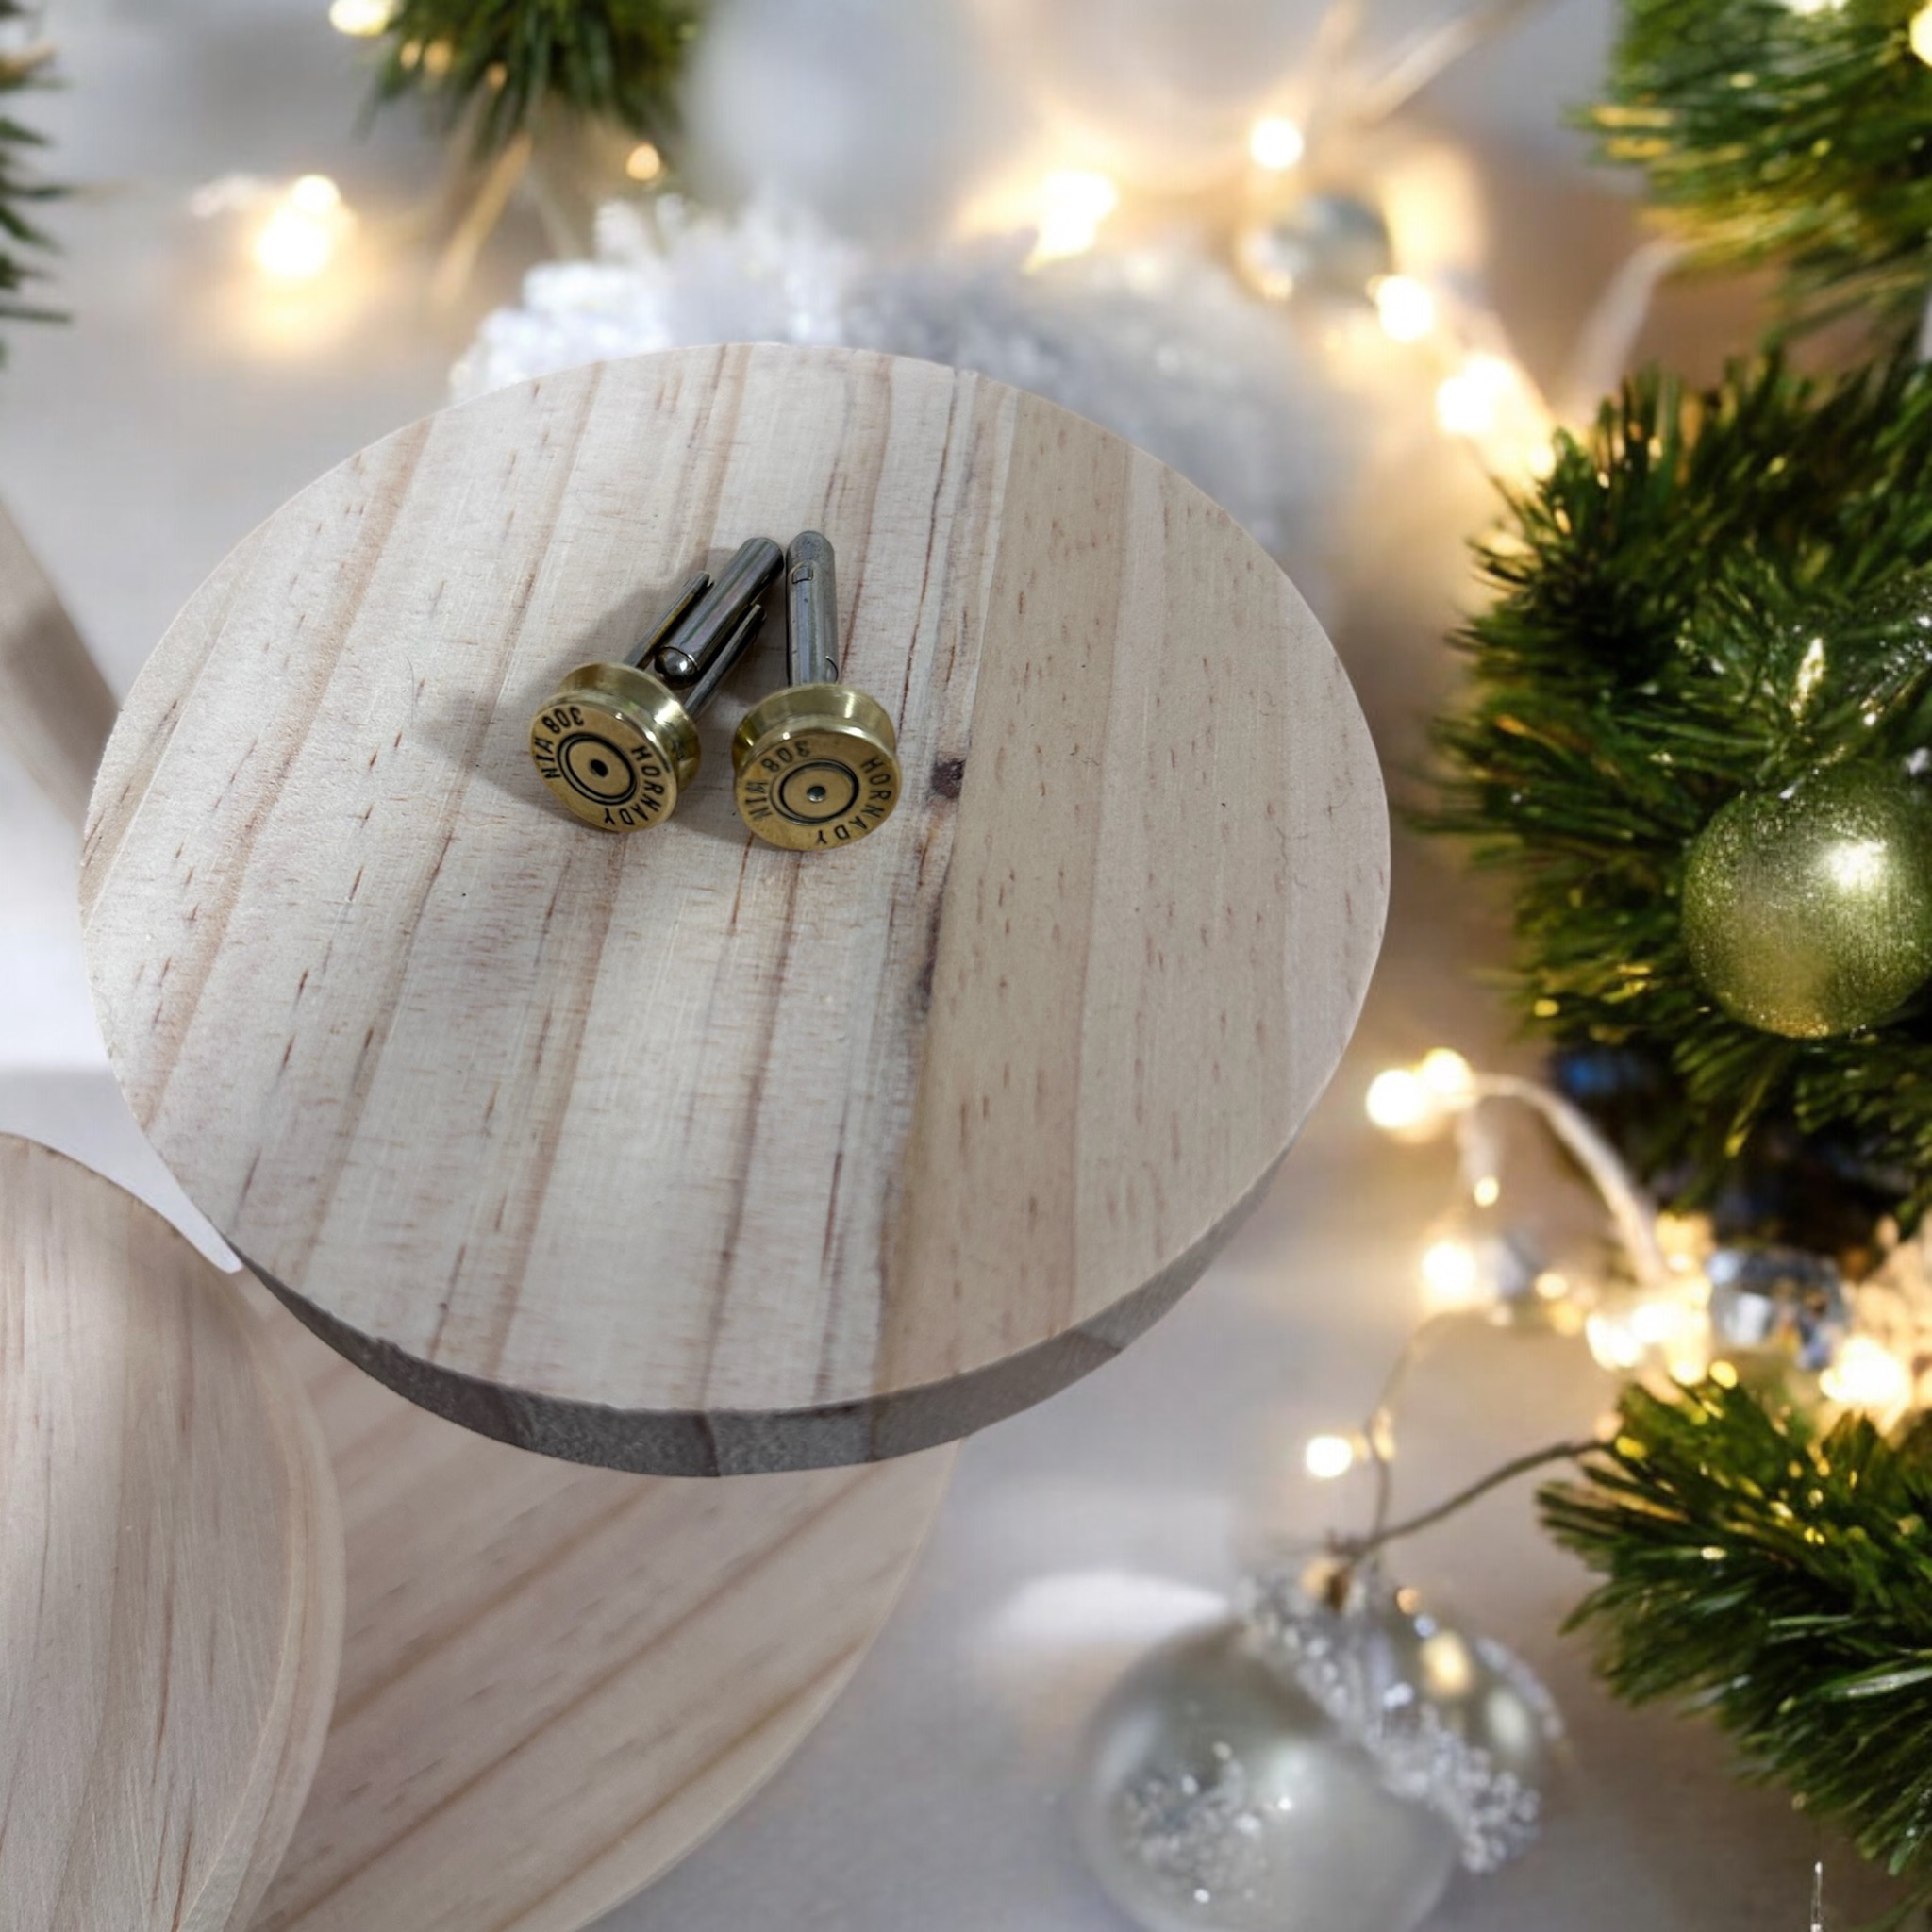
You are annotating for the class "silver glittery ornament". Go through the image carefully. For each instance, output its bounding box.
[1245,1574,1559,1873]
[1075,1585,1559,1932]
[1076,1621,1458,1932]
[1707,1247,1851,1373]
[1681,764,1932,1039]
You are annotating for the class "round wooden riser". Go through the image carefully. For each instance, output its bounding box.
[247,1290,954,1932]
[81,343,1389,1474]
[0,1137,342,1932]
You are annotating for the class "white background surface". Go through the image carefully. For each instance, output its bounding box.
[0,3,1898,1925]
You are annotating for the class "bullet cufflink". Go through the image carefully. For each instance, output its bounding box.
[529,537,784,833]
[732,533,901,852]
[529,529,902,850]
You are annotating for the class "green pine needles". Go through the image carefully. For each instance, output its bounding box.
[0,3,61,347]
[1591,0,1932,341]
[1543,1377,1932,1910]
[373,0,707,159]
[1429,354,1932,1239]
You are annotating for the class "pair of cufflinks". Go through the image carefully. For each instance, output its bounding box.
[528,531,901,851]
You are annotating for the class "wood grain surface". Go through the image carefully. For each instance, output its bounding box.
[0,1137,343,1932]
[80,343,1388,1473]
[247,1291,954,1932]
[0,501,116,826]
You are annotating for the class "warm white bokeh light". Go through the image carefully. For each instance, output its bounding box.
[1304,1433,1357,1480]
[252,175,353,283]
[1586,1292,1708,1380]
[1420,1237,1482,1313]
[289,174,341,216]
[1366,1067,1428,1132]
[1248,114,1307,173]
[1031,170,1121,264]
[1436,353,1520,437]
[1823,1335,1914,1420]
[1367,1050,1474,1140]
[1418,1047,1475,1103]
[1372,274,1437,342]
[1914,3,1932,63]
[327,0,391,33]
[625,142,665,183]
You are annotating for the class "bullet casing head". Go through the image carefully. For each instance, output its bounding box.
[731,683,901,851]
[529,661,701,832]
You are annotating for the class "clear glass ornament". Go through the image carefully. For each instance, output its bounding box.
[1076,1620,1459,1932]
[1075,1583,1559,1932]
[1707,1247,1850,1374]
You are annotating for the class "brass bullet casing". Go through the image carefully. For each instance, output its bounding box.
[732,531,903,851]
[529,661,699,832]
[732,684,901,850]
[528,538,784,832]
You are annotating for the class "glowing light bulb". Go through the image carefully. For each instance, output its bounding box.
[1629,1298,1679,1345]
[1585,1308,1643,1373]
[1587,1291,1709,1379]
[1371,275,1437,342]
[1248,114,1307,173]
[1435,353,1520,438]
[1914,3,1932,64]
[1367,1050,1473,1140]
[1366,1067,1427,1132]
[1822,1335,1913,1419]
[1421,1237,1482,1313]
[625,142,664,184]
[1418,1047,1475,1103]
[327,0,391,32]
[288,174,341,216]
[1304,1433,1357,1479]
[252,175,352,284]
[1473,1174,1501,1208]
[1031,170,1119,264]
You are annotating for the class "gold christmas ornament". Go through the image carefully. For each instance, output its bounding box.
[1681,763,1932,1039]
[732,531,902,850]
[530,538,784,832]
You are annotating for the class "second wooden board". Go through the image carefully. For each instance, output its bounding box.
[81,344,1389,1473]
[247,1293,954,1932]
[0,1138,341,1932]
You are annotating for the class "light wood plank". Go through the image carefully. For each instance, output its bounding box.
[0,1137,343,1932]
[80,344,1388,1473]
[247,1296,954,1932]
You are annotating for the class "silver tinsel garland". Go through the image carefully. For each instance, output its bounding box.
[453,198,1343,595]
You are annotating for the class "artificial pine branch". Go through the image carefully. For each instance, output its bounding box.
[1542,1377,1932,1907]
[371,0,707,159]
[1591,0,1932,341]
[1426,354,1932,1239]
[0,1,62,345]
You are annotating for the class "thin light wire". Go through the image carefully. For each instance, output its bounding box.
[1472,1073,1670,1289]
[1363,1313,1459,1544]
